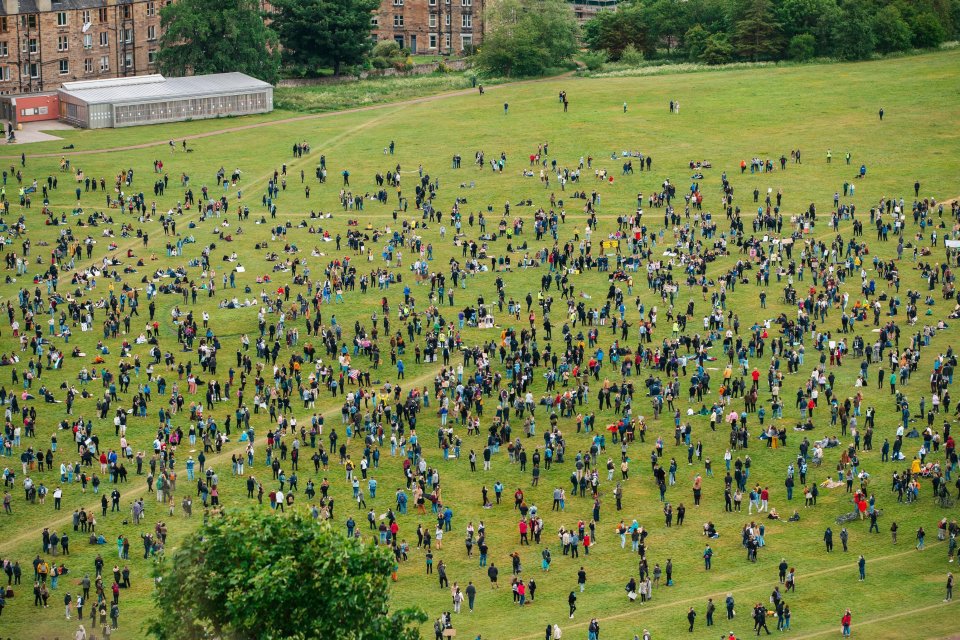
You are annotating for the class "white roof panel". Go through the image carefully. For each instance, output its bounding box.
[58,72,272,106]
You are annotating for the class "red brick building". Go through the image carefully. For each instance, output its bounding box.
[0,0,163,95]
[372,0,484,55]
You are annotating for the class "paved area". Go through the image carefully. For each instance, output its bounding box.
[0,120,73,145]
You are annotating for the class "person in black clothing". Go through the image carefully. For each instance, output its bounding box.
[754,603,771,635]
[824,527,834,552]
[568,590,577,618]
[437,560,449,588]
[687,607,697,632]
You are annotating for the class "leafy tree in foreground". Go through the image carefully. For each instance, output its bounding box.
[475,0,579,76]
[157,0,280,84]
[148,510,426,640]
[270,0,380,77]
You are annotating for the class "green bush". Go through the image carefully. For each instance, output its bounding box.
[619,44,645,65]
[702,33,734,65]
[581,50,608,71]
[788,33,817,61]
[910,12,947,49]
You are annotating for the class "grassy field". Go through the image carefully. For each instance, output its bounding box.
[0,48,959,640]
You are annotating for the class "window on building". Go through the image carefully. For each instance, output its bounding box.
[57,12,68,27]
[28,38,37,54]
[99,55,109,71]
[82,10,91,24]
[124,53,133,68]
[0,42,6,57]
[0,66,9,81]
[148,49,157,64]
[147,1,156,16]
[147,25,156,41]
[444,33,451,48]
[392,0,403,5]
[429,14,436,28]
[462,34,473,50]
[98,8,108,23]
[27,15,38,29]
[445,13,450,26]
[123,28,133,43]
[27,62,39,78]
[462,14,472,28]
[99,32,109,47]
[83,34,92,49]
[429,33,437,49]
[59,59,69,75]
[429,0,436,5]
[0,17,7,33]
[58,35,68,51]
[84,58,93,73]
[393,14,403,27]
[122,5,132,19]
[370,15,379,26]
[462,0,472,5]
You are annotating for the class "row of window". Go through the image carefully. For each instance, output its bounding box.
[429,33,472,49]
[0,27,156,58]
[0,50,156,81]
[392,14,473,27]
[0,2,160,33]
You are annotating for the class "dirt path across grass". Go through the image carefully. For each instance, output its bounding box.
[0,71,576,160]
[0,364,446,554]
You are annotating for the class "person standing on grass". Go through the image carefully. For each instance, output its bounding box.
[568,590,577,618]
[687,606,696,632]
[947,573,954,601]
[858,555,865,581]
[841,609,852,637]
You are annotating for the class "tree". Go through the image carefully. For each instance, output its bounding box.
[683,24,711,62]
[701,32,735,64]
[270,0,379,77]
[148,511,426,640]
[732,0,783,61]
[872,5,913,54]
[787,33,816,60]
[909,11,948,48]
[832,0,876,60]
[157,0,280,84]
[776,0,839,57]
[475,0,579,76]
[583,2,648,60]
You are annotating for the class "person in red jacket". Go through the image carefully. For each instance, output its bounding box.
[841,609,852,637]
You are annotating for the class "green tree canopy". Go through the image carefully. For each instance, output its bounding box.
[872,5,913,53]
[475,0,580,76]
[270,0,380,76]
[157,0,280,84]
[832,0,877,60]
[148,511,426,640]
[583,1,649,60]
[731,0,784,61]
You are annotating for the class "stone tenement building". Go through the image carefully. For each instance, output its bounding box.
[0,0,162,94]
[0,0,492,95]
[373,0,484,55]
